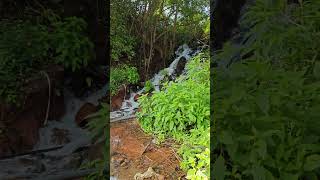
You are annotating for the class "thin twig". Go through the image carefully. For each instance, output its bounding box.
[169,147,182,162]
[41,71,51,126]
[141,140,152,155]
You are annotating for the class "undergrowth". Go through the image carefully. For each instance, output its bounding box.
[137,52,210,179]
[81,103,109,180]
[0,16,94,104]
[213,0,320,179]
[110,65,139,95]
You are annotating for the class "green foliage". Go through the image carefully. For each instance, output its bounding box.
[175,0,210,44]
[50,17,94,71]
[238,0,320,71]
[82,103,109,180]
[0,20,50,104]
[137,52,210,179]
[110,65,140,95]
[213,60,320,179]
[179,127,210,180]
[144,80,154,93]
[0,16,93,104]
[213,1,320,179]
[111,1,136,61]
[86,103,108,142]
[81,159,107,180]
[110,0,209,66]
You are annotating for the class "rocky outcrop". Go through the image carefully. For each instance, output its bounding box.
[0,65,65,157]
[174,56,187,78]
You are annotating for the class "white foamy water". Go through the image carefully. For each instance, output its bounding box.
[35,83,108,155]
[110,44,198,120]
[0,83,108,178]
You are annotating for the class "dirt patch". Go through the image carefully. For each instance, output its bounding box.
[110,119,186,180]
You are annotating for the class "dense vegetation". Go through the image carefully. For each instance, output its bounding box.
[83,103,109,179]
[0,3,106,179]
[111,0,210,179]
[213,0,320,179]
[0,15,94,104]
[110,65,139,95]
[138,52,210,179]
[111,0,209,80]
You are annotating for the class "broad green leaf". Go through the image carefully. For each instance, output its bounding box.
[213,155,226,180]
[256,93,269,115]
[304,154,320,171]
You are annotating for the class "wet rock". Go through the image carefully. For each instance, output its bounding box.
[75,102,99,128]
[63,153,84,169]
[50,128,70,145]
[21,158,46,173]
[111,86,126,111]
[174,56,187,78]
[134,94,140,102]
[31,161,46,173]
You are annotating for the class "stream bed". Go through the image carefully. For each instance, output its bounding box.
[110,44,201,121]
[0,83,108,179]
[110,44,203,180]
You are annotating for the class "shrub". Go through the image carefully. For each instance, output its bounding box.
[0,20,50,104]
[144,80,154,93]
[110,65,139,95]
[213,60,320,179]
[213,1,320,179]
[50,17,94,71]
[137,52,210,179]
[238,0,320,71]
[0,17,94,104]
[82,103,109,180]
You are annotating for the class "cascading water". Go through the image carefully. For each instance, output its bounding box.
[110,44,201,120]
[0,82,108,179]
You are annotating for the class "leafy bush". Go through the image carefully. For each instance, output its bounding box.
[213,60,320,180]
[110,65,139,95]
[213,1,320,179]
[144,80,154,93]
[50,17,94,71]
[0,17,93,104]
[82,103,109,180]
[110,1,136,61]
[0,20,50,104]
[179,127,210,179]
[137,52,210,179]
[238,0,320,71]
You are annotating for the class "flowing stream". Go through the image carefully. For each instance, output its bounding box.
[110,44,203,180]
[0,44,201,179]
[110,44,201,120]
[0,81,108,179]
